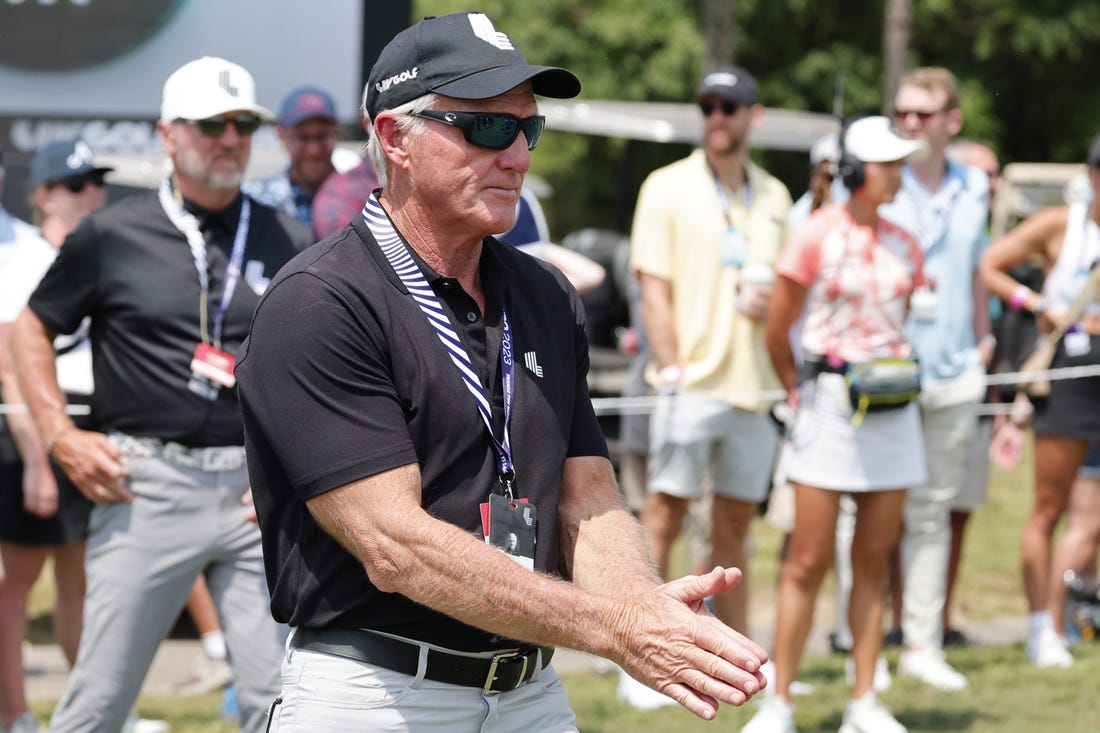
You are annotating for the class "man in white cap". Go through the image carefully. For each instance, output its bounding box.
[238,12,769,730]
[10,56,312,732]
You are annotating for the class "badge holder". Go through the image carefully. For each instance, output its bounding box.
[188,342,237,401]
[480,493,537,571]
[720,227,746,268]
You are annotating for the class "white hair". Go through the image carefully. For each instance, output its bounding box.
[365,93,440,190]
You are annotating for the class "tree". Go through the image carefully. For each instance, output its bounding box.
[882,0,911,114]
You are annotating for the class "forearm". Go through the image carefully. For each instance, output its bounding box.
[0,324,50,471]
[309,468,631,658]
[557,456,660,597]
[639,274,679,369]
[11,309,71,447]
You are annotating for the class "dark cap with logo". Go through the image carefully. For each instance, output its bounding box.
[1088,134,1100,167]
[30,140,113,186]
[695,66,757,106]
[365,11,581,118]
[279,86,338,128]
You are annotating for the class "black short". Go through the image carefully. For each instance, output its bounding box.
[1032,334,1100,441]
[0,395,94,546]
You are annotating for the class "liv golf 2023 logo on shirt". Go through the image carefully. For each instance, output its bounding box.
[0,0,182,71]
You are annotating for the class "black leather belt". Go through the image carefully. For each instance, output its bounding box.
[290,627,554,693]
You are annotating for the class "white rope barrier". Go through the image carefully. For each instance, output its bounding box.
[590,363,1100,417]
[1,362,1097,421]
[0,404,91,415]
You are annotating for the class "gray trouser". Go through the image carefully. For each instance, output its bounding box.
[49,444,288,733]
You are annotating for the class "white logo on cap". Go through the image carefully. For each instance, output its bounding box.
[468,13,514,51]
[704,72,739,88]
[66,141,94,170]
[376,67,419,93]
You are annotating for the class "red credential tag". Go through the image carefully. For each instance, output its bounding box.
[190,343,237,388]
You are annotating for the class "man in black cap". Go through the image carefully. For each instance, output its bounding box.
[238,12,769,730]
[628,64,791,694]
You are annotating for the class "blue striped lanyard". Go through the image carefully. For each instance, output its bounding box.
[361,194,517,497]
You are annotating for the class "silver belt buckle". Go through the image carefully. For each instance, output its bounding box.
[483,650,527,694]
[161,441,198,469]
[200,447,243,473]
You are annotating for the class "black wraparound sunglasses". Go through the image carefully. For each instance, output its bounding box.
[410,110,546,151]
[183,113,264,138]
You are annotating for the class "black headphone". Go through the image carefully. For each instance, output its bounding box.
[836,116,864,190]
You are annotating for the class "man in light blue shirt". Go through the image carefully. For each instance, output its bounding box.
[879,66,994,692]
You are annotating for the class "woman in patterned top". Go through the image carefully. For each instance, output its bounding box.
[743,116,928,733]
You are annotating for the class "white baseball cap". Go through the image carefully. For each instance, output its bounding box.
[161,56,273,122]
[844,116,928,163]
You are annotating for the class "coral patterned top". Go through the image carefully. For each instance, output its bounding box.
[777,203,925,363]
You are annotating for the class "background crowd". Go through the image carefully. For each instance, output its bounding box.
[0,15,1097,733]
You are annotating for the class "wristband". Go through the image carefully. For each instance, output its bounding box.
[46,425,74,455]
[1009,285,1031,311]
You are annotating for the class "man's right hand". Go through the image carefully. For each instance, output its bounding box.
[610,566,769,720]
[51,428,133,503]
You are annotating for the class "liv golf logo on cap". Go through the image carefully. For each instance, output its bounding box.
[0,0,182,71]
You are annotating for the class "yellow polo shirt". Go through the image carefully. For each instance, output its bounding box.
[630,149,792,411]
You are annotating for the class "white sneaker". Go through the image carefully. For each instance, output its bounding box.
[121,715,169,733]
[761,659,816,696]
[740,695,796,733]
[838,692,906,733]
[175,653,234,695]
[5,711,43,733]
[897,648,968,691]
[1027,628,1073,668]
[843,655,892,693]
[616,668,677,711]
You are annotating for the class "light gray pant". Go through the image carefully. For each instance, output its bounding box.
[49,447,288,733]
[901,399,979,649]
[269,634,577,732]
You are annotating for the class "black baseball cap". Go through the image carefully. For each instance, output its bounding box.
[695,66,757,106]
[365,11,581,118]
[30,140,113,186]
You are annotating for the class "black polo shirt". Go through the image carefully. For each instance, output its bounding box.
[28,191,312,447]
[237,212,608,651]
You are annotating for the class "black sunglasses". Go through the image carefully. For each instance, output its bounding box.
[893,108,943,122]
[699,100,742,117]
[411,110,546,151]
[54,171,106,193]
[186,113,263,138]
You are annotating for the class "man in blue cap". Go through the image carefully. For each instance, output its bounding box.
[245,85,340,230]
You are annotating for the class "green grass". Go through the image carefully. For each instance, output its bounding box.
[25,433,1100,731]
[561,642,1100,732]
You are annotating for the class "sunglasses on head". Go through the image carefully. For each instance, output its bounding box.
[187,113,263,138]
[411,110,546,151]
[54,171,106,193]
[699,100,742,117]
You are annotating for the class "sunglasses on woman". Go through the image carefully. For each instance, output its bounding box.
[53,171,107,193]
[185,113,264,138]
[410,110,546,151]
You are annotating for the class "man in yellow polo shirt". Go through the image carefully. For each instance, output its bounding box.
[630,65,791,644]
